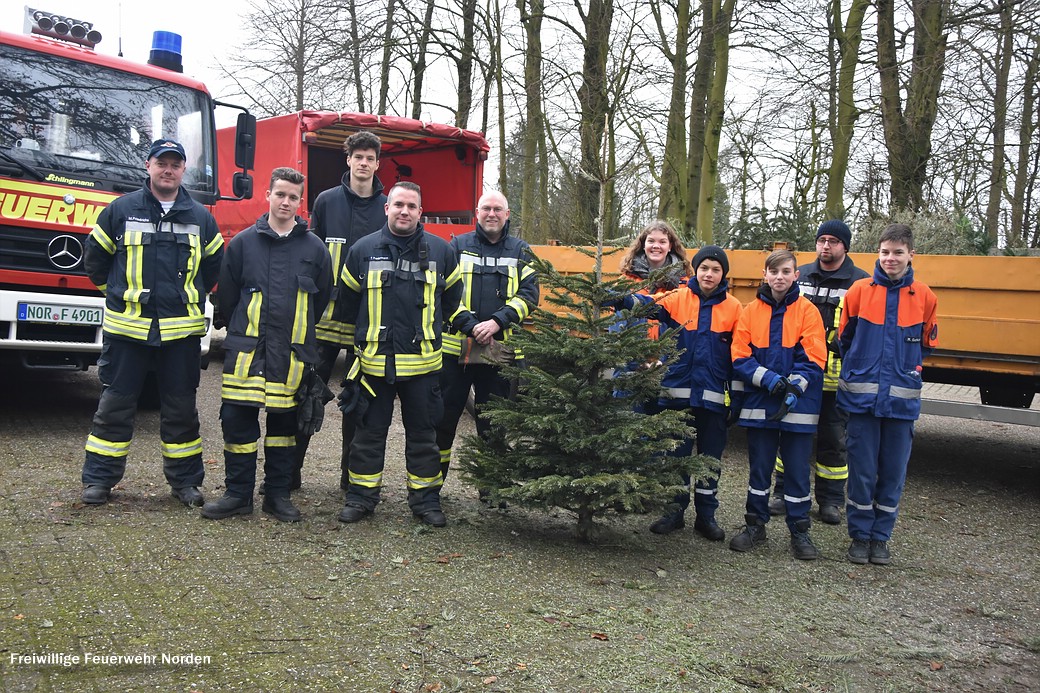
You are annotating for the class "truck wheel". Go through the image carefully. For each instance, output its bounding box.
[979,386,1035,408]
[139,371,161,410]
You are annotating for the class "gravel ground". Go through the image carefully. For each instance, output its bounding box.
[0,342,1037,692]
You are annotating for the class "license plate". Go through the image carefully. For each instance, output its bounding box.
[17,302,103,326]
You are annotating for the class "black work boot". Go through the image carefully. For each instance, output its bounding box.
[338,504,372,523]
[818,503,841,525]
[693,514,725,541]
[262,495,302,522]
[81,485,111,505]
[847,538,870,564]
[649,510,686,535]
[869,540,891,565]
[790,519,819,560]
[729,513,768,552]
[768,493,785,516]
[171,486,204,507]
[201,494,254,520]
[414,508,447,527]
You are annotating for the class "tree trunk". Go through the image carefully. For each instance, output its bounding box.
[576,506,597,543]
[656,0,692,226]
[493,0,508,196]
[576,0,615,244]
[824,0,869,220]
[294,1,306,111]
[347,0,366,112]
[876,0,950,212]
[378,0,397,114]
[456,0,478,128]
[516,0,544,240]
[695,0,734,243]
[685,0,715,235]
[984,0,1013,245]
[410,0,437,120]
[1011,36,1039,248]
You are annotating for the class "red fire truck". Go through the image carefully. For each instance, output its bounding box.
[0,9,253,371]
[212,110,490,244]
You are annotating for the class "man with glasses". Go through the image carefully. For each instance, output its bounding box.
[769,220,868,524]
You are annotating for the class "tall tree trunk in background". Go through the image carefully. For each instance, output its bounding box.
[575,0,615,243]
[685,0,715,235]
[347,0,366,111]
[293,2,306,110]
[378,0,396,114]
[410,0,437,120]
[824,0,869,220]
[492,0,508,196]
[1011,36,1039,248]
[655,0,692,227]
[984,0,1013,245]
[516,0,544,239]
[456,0,477,128]
[876,0,950,212]
[695,0,734,243]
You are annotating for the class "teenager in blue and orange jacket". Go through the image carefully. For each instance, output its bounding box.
[838,224,938,566]
[730,249,827,560]
[624,246,743,541]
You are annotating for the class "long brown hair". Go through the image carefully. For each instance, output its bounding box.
[618,220,693,277]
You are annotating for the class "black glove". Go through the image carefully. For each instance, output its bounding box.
[767,392,798,422]
[725,407,740,427]
[767,374,789,396]
[296,367,334,436]
[337,375,371,423]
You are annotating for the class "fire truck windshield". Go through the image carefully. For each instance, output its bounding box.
[0,41,214,193]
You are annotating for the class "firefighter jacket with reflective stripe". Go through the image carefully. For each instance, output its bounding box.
[311,173,387,346]
[85,180,223,346]
[337,224,476,379]
[218,214,333,410]
[796,256,869,392]
[836,262,938,421]
[732,284,827,432]
[631,279,743,413]
[442,221,539,357]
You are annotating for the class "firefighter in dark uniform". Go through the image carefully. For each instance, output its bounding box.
[80,139,223,507]
[293,130,387,493]
[435,191,539,485]
[335,182,477,527]
[201,168,332,522]
[769,219,869,524]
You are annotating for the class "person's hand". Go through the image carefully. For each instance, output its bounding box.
[471,319,501,345]
[767,374,789,396]
[767,393,798,422]
[725,407,740,427]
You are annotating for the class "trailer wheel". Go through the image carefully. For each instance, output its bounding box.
[979,386,1035,408]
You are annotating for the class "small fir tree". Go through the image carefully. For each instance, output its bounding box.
[457,253,715,542]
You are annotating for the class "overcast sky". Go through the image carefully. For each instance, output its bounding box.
[4,1,247,99]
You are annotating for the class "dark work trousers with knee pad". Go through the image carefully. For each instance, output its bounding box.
[344,372,444,514]
[293,341,356,489]
[435,356,512,482]
[82,336,204,490]
[746,428,814,532]
[641,401,727,519]
[220,402,297,499]
[772,390,848,506]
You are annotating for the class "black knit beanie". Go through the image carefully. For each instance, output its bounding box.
[692,245,729,278]
[817,219,852,251]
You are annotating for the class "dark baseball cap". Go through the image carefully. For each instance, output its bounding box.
[147,139,186,160]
